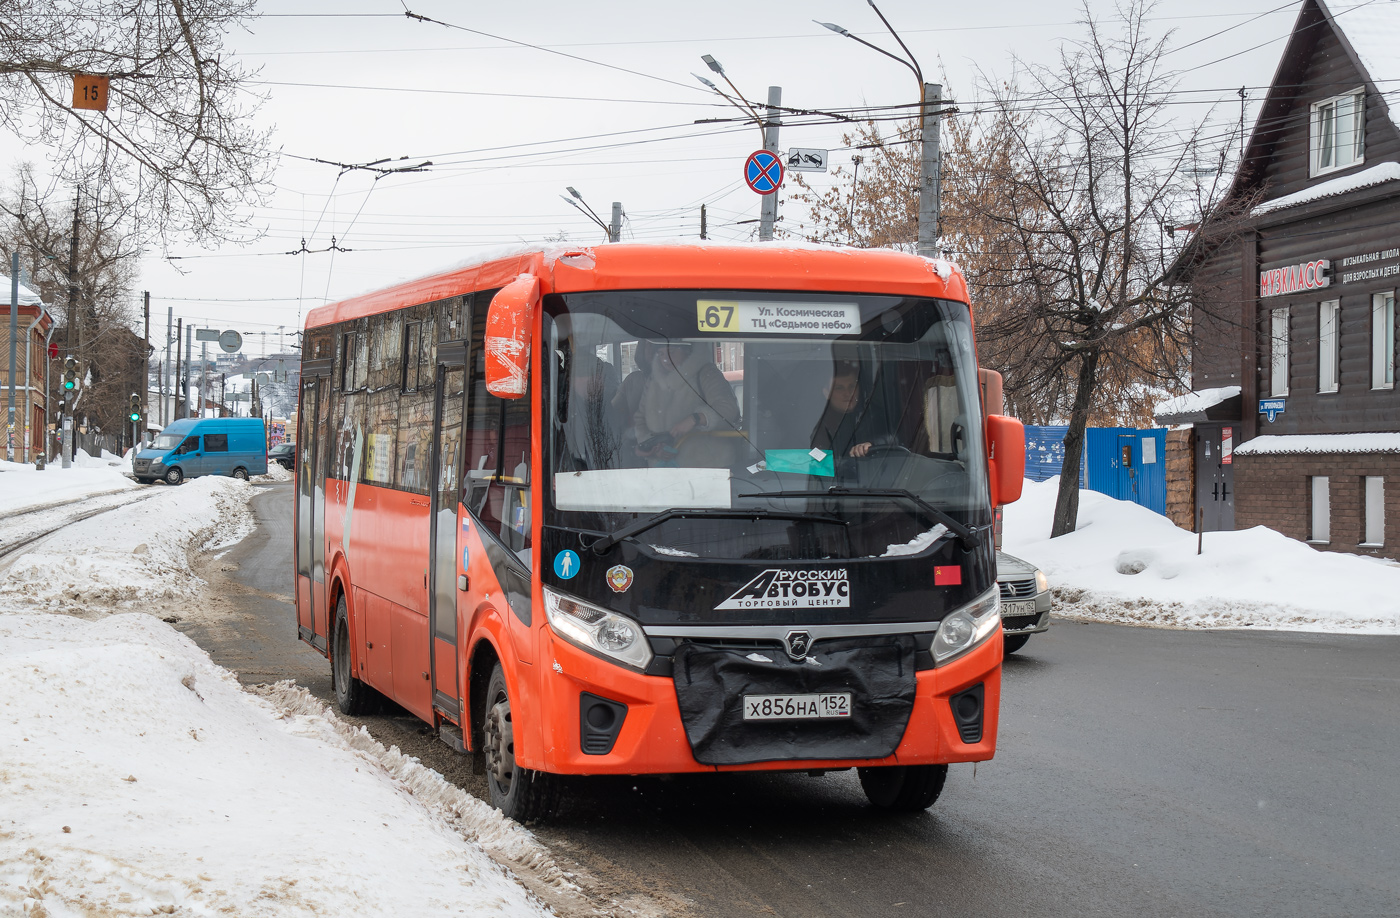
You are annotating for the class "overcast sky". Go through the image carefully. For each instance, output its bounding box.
[14,0,1323,361]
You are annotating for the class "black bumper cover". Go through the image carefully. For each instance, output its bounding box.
[671,636,917,766]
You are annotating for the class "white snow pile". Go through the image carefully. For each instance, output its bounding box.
[0,459,136,515]
[0,477,256,617]
[1003,477,1400,633]
[255,461,294,482]
[0,612,554,918]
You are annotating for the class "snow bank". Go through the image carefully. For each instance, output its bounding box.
[1003,477,1400,633]
[0,460,136,515]
[0,477,255,618]
[255,461,294,482]
[0,612,552,917]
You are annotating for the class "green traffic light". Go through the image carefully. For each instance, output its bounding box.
[63,380,75,389]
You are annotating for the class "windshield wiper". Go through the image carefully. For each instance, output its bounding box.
[735,487,981,551]
[587,508,848,556]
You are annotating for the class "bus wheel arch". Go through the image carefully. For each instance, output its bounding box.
[331,589,375,715]
[479,655,560,822]
[468,636,502,755]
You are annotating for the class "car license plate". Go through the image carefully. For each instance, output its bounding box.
[1003,600,1036,616]
[743,693,851,721]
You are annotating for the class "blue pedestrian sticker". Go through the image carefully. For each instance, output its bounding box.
[554,549,581,580]
[462,545,471,570]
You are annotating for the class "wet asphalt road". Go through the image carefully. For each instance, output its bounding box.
[187,481,1400,918]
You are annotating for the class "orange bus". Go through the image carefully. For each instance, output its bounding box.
[294,244,1025,820]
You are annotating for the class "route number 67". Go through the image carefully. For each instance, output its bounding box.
[697,300,738,332]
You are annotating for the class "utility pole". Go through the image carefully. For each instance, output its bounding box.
[142,292,149,447]
[200,341,208,418]
[163,307,172,426]
[609,202,622,243]
[173,318,182,424]
[183,323,192,419]
[759,86,782,242]
[8,253,18,462]
[700,204,708,240]
[62,195,78,469]
[916,83,942,258]
[220,373,226,417]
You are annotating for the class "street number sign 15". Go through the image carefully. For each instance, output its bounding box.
[72,75,110,111]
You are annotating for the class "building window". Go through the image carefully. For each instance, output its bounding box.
[1270,307,1290,396]
[1373,292,1395,390]
[1318,300,1341,394]
[1311,89,1365,176]
[1310,476,1331,544]
[1363,477,1385,546]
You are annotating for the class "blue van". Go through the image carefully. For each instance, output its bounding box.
[134,418,269,485]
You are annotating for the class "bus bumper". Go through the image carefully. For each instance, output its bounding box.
[531,629,1002,775]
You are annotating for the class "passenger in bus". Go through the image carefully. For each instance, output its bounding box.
[560,351,621,470]
[811,361,892,459]
[629,340,740,466]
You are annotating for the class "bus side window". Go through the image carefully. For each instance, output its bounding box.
[462,299,532,566]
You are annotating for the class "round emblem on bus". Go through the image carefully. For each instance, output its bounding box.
[606,564,634,593]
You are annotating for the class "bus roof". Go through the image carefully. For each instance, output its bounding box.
[303,242,968,330]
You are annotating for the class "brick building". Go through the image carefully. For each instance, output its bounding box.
[1164,0,1400,556]
[0,276,54,463]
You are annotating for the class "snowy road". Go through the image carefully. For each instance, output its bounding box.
[193,481,1400,918]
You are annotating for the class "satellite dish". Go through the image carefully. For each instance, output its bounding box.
[218,329,243,353]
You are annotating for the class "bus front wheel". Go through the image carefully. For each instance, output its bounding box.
[858,763,948,812]
[332,595,374,715]
[483,663,560,822]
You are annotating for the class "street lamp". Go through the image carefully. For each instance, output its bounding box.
[815,1,943,256]
[560,186,615,242]
[694,55,767,145]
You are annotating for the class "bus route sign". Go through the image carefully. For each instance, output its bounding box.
[744,150,784,195]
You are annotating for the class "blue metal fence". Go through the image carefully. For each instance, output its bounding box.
[1022,425,1168,516]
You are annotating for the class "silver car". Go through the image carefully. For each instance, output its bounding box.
[996,551,1051,654]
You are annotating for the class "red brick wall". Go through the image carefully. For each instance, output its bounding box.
[1165,428,1195,531]
[1234,451,1400,556]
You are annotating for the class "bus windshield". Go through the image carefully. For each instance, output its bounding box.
[544,289,990,561]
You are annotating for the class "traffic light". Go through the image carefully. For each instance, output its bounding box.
[62,356,78,391]
[128,393,141,423]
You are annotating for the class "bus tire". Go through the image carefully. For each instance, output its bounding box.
[231,467,249,481]
[1002,633,1031,655]
[332,594,375,715]
[858,763,948,812]
[164,466,183,486]
[483,663,560,823]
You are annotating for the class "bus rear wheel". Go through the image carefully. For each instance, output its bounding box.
[482,663,560,822]
[231,467,249,481]
[858,763,948,812]
[332,594,374,715]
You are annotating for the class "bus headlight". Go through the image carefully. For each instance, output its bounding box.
[544,587,653,671]
[932,587,1001,666]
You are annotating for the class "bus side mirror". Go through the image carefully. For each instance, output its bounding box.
[485,274,541,399]
[986,414,1025,507]
[978,367,1004,419]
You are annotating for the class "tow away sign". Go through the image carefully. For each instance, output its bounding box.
[786,148,828,172]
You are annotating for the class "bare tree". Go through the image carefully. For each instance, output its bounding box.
[967,0,1249,537]
[0,0,272,244]
[0,163,146,445]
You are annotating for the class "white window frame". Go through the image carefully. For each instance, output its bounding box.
[1310,476,1331,544]
[1318,299,1341,394]
[1311,88,1366,177]
[1373,292,1395,390]
[1362,476,1385,547]
[1270,307,1290,396]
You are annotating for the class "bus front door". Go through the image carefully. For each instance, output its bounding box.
[429,364,466,721]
